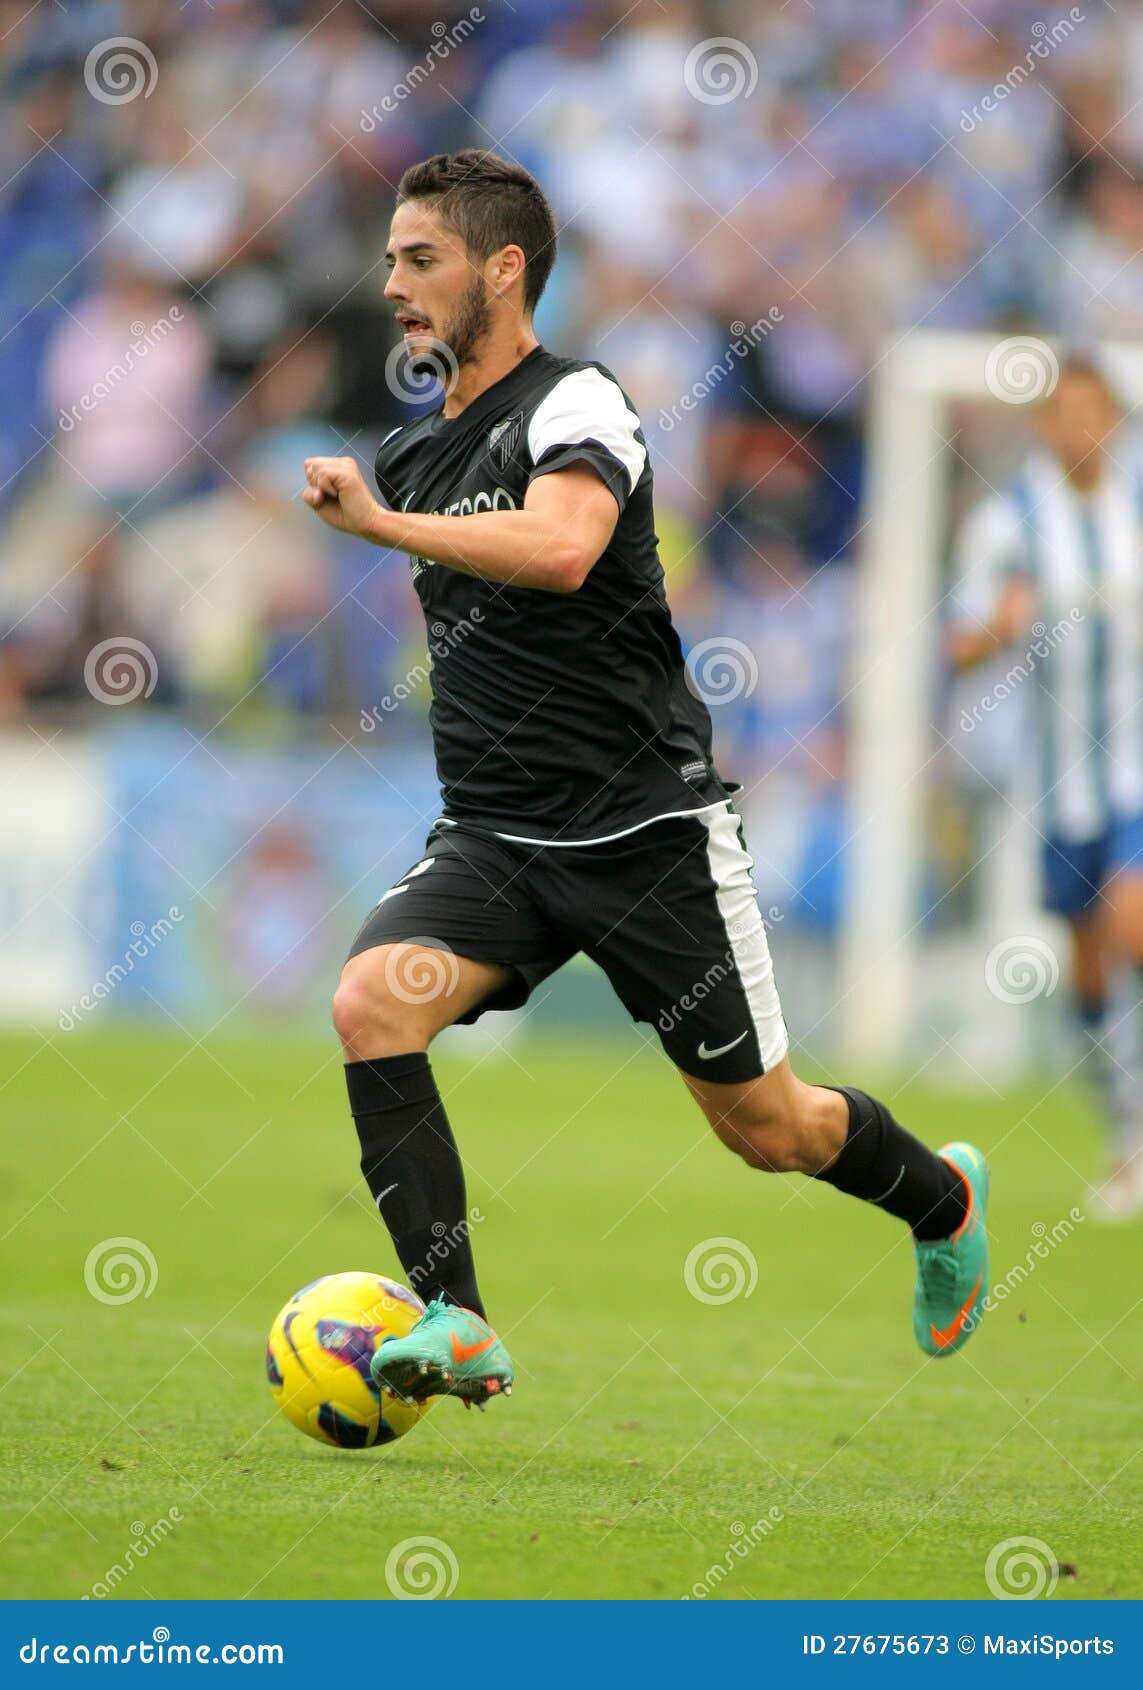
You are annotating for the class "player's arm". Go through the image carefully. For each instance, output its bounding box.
[948,576,1037,669]
[946,495,1036,671]
[302,456,618,593]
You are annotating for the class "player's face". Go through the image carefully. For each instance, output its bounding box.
[1038,374,1120,470]
[384,201,493,367]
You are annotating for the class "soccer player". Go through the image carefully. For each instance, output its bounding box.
[303,150,989,1406]
[951,356,1143,1219]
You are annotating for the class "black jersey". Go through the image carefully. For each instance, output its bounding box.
[374,345,728,843]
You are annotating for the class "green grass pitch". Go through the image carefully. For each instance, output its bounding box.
[0,1025,1138,1601]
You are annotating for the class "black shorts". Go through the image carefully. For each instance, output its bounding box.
[348,802,789,1084]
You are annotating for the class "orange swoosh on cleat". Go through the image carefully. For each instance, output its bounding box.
[929,1270,985,1350]
[451,1330,497,1365]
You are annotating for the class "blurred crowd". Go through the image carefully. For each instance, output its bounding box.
[1,0,1142,902]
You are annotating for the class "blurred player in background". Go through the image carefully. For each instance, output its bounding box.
[302,150,991,1410]
[951,358,1143,1218]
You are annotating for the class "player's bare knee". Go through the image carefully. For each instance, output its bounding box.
[332,950,430,1055]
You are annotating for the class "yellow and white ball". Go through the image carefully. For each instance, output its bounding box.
[266,1272,434,1449]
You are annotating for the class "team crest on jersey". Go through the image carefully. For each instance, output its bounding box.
[487,412,522,470]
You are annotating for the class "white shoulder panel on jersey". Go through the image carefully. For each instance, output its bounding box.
[526,367,647,494]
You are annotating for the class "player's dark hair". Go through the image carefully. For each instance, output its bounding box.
[396,149,557,315]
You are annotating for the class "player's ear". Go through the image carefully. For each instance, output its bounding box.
[489,243,526,302]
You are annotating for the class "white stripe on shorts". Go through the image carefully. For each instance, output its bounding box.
[700,806,789,1073]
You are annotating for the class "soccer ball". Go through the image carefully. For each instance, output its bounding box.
[266,1272,435,1449]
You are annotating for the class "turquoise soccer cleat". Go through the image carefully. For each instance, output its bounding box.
[913,1142,990,1358]
[371,1296,514,1407]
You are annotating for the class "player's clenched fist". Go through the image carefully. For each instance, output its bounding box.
[302,456,383,539]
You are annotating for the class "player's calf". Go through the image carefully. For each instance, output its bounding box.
[684,1062,848,1174]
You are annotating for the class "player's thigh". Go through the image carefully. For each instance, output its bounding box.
[571,805,789,1085]
[336,826,568,1047]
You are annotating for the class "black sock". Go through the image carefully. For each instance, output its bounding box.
[344,1052,485,1318]
[814,1086,968,1241]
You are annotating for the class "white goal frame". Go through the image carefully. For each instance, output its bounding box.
[838,331,1143,1072]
